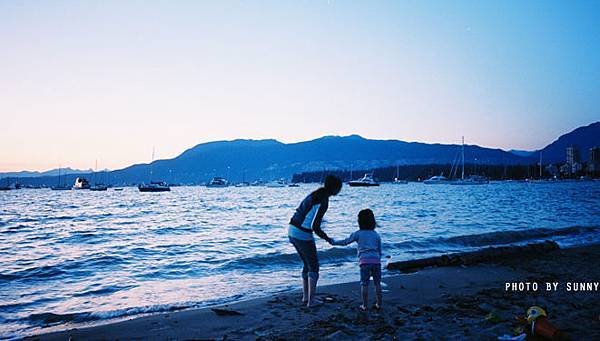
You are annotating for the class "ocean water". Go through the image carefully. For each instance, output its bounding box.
[1,182,599,338]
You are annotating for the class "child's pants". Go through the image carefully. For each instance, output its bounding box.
[359,263,381,286]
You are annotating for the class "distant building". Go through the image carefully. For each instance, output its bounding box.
[590,146,600,163]
[560,163,571,175]
[571,162,582,174]
[544,164,559,178]
[589,146,600,174]
[566,145,580,165]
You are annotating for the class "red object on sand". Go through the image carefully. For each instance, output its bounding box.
[532,316,568,340]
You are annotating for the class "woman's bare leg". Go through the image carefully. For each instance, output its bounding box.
[307,277,319,307]
[302,277,309,303]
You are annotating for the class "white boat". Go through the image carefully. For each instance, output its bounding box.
[138,181,170,192]
[392,165,408,184]
[423,174,452,184]
[138,147,170,192]
[251,179,264,186]
[207,177,229,188]
[72,177,90,190]
[90,160,108,191]
[90,184,108,191]
[51,167,71,190]
[450,175,489,185]
[424,137,489,185]
[452,137,489,185]
[525,151,555,183]
[266,178,287,187]
[348,173,380,187]
[235,171,250,187]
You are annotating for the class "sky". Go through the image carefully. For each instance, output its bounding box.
[1,1,599,172]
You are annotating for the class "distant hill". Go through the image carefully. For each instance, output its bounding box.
[18,135,525,186]
[508,149,534,158]
[7,122,599,186]
[0,167,92,179]
[537,122,600,163]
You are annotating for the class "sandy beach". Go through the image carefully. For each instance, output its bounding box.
[28,244,599,340]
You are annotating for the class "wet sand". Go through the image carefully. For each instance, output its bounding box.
[31,244,600,340]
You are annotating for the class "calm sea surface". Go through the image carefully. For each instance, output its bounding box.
[1,182,599,338]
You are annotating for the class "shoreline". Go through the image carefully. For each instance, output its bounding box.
[30,243,600,340]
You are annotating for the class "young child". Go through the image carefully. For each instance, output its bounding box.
[331,209,382,311]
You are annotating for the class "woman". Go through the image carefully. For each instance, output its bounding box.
[288,175,342,307]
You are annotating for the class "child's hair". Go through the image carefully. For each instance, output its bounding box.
[358,209,376,230]
[324,175,342,195]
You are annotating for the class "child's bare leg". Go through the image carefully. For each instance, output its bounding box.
[375,284,382,308]
[359,265,369,309]
[373,265,382,308]
[361,285,368,309]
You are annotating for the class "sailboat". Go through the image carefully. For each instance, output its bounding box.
[527,151,556,183]
[250,179,264,186]
[138,148,170,192]
[90,160,108,191]
[450,137,489,185]
[392,164,408,184]
[234,170,250,187]
[424,137,488,185]
[266,178,288,187]
[51,166,71,190]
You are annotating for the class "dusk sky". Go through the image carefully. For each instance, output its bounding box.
[1,1,599,172]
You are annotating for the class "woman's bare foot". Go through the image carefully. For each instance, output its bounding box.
[359,305,367,312]
[306,298,323,308]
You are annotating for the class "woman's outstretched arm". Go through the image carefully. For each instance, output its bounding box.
[312,200,332,243]
[331,232,358,246]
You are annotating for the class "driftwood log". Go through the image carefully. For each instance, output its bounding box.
[386,240,560,272]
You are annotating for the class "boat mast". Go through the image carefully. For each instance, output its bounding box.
[539,151,542,179]
[150,147,154,182]
[461,136,465,180]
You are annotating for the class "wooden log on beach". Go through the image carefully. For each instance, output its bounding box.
[386,240,560,272]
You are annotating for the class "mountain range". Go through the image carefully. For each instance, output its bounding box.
[3,121,599,186]
[0,167,92,179]
[535,122,600,163]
